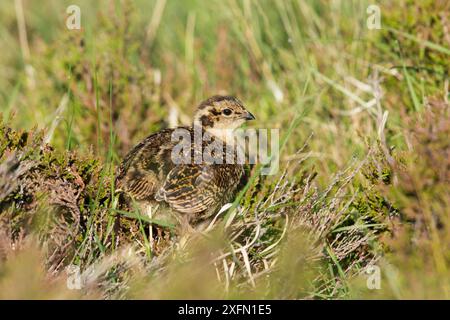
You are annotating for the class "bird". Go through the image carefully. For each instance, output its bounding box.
[115,95,255,232]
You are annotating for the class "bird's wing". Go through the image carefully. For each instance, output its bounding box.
[155,165,220,214]
[115,129,176,201]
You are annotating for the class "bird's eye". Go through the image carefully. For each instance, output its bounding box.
[223,108,232,116]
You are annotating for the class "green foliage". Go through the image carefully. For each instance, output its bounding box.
[0,0,449,299]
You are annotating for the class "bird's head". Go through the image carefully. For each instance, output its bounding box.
[193,95,255,136]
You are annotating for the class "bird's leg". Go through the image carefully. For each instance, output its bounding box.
[156,227,163,241]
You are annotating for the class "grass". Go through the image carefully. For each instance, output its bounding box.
[0,0,449,299]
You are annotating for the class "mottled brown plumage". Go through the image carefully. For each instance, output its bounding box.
[116,95,255,228]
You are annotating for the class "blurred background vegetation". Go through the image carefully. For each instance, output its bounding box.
[0,0,448,299]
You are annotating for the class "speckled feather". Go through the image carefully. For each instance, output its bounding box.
[116,96,253,224]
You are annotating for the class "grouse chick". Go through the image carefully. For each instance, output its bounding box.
[116,95,255,228]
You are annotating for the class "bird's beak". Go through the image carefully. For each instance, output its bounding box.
[244,111,255,120]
